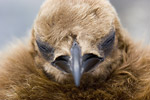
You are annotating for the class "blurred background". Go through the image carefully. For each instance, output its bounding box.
[0,0,150,49]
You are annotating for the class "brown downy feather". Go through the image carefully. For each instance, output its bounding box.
[0,33,150,100]
[0,0,150,100]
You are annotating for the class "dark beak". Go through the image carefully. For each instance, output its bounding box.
[70,41,82,86]
[52,41,104,87]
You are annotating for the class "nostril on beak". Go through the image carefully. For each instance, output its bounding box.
[82,54,104,72]
[51,56,71,73]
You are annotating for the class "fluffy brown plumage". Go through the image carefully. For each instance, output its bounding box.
[1,0,150,100]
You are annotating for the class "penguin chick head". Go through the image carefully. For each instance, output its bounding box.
[32,0,121,86]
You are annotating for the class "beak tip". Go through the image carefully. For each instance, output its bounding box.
[75,83,80,87]
[73,73,81,87]
[75,79,80,87]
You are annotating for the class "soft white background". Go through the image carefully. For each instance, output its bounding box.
[0,0,150,49]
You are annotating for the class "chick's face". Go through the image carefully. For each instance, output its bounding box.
[33,0,119,86]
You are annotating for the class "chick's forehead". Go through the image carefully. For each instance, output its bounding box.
[33,0,116,46]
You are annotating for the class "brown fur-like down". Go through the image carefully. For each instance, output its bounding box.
[1,0,150,100]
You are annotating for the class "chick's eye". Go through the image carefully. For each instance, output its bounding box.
[101,32,115,48]
[39,45,49,52]
[36,40,54,53]
[98,31,115,50]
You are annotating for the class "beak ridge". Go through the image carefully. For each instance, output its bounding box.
[70,41,82,86]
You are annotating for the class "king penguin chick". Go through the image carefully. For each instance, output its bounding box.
[0,0,150,100]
